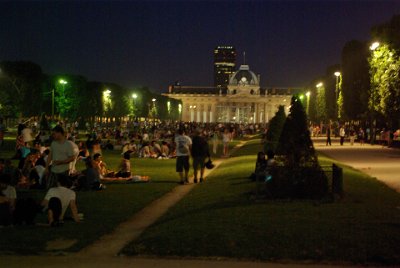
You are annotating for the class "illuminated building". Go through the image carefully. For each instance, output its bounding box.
[214,46,236,89]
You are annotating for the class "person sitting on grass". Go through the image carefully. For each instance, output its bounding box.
[160,141,170,158]
[41,175,80,227]
[0,174,16,226]
[78,157,103,191]
[93,153,114,178]
[150,140,162,158]
[115,151,132,178]
[252,151,267,181]
[139,142,151,158]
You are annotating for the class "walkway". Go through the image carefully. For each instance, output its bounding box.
[314,137,400,193]
[78,140,247,257]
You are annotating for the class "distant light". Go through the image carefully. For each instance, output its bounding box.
[59,79,68,85]
[132,93,137,99]
[152,98,156,102]
[334,71,341,77]
[316,82,323,88]
[103,89,111,97]
[306,91,311,97]
[299,95,304,100]
[370,42,380,51]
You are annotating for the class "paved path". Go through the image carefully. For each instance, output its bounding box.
[78,140,247,257]
[1,255,347,268]
[314,137,400,193]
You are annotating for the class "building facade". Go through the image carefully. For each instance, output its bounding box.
[166,63,303,124]
[214,46,236,89]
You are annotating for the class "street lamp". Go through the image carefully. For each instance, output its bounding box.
[316,82,323,88]
[151,98,157,125]
[52,79,68,118]
[370,42,380,51]
[131,93,138,118]
[306,91,311,115]
[103,89,112,114]
[334,71,341,119]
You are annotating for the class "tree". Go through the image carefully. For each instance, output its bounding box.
[52,75,87,120]
[264,105,286,152]
[368,44,400,127]
[0,61,44,117]
[277,96,318,167]
[315,83,327,122]
[275,95,328,199]
[341,40,370,120]
[369,15,400,128]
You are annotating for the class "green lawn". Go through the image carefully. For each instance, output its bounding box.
[0,136,241,254]
[122,139,400,265]
[0,148,180,254]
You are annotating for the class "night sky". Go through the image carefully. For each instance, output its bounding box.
[1,1,400,92]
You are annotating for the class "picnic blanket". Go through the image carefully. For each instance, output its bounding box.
[101,175,150,184]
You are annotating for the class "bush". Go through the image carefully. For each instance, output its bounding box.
[268,166,328,199]
[273,95,328,199]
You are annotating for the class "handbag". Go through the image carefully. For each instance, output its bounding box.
[205,158,214,169]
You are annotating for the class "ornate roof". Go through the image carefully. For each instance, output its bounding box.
[228,65,259,86]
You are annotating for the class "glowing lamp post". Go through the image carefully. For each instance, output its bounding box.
[131,93,138,118]
[306,91,311,115]
[334,71,341,119]
[52,79,68,118]
[151,98,157,125]
[103,89,112,116]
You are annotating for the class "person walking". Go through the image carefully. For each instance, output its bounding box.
[359,128,365,146]
[191,129,210,183]
[222,128,232,157]
[175,129,192,184]
[326,124,332,146]
[349,127,356,146]
[339,126,345,146]
[45,125,78,188]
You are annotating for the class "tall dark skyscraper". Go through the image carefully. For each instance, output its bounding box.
[214,46,236,88]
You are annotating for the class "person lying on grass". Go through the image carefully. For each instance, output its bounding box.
[41,175,80,227]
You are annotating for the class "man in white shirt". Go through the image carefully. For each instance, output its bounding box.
[174,129,192,184]
[45,125,78,188]
[41,175,80,226]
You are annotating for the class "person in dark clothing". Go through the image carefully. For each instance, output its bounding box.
[326,125,332,146]
[191,129,210,183]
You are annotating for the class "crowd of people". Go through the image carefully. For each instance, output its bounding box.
[309,123,400,147]
[0,118,266,227]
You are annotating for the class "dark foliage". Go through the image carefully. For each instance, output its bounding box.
[273,95,328,199]
[264,105,286,153]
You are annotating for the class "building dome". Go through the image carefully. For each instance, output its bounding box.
[229,65,259,86]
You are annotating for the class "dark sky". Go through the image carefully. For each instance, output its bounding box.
[1,1,400,92]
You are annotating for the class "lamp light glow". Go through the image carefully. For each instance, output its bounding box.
[370,42,380,51]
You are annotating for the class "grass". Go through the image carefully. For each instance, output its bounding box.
[0,143,181,254]
[0,136,241,254]
[121,138,400,265]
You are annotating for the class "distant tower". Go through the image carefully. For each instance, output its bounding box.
[214,46,236,89]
